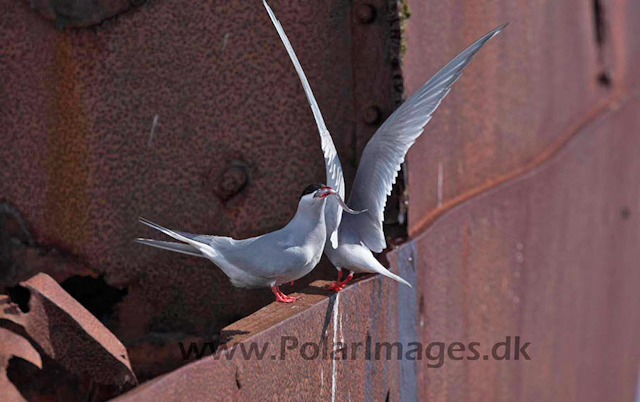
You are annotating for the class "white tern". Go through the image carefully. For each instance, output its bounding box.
[264,0,507,290]
[136,184,363,302]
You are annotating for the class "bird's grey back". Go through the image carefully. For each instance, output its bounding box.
[200,227,319,280]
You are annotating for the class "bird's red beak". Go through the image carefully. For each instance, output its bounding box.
[314,186,336,198]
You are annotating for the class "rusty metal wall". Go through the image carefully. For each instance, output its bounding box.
[400,0,640,399]
[403,0,610,236]
[2,0,640,400]
[406,95,640,400]
[0,0,374,380]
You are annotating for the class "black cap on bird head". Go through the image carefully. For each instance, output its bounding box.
[301,183,326,198]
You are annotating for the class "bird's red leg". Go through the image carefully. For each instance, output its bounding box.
[339,273,354,287]
[271,285,298,303]
[324,269,352,292]
[323,269,343,290]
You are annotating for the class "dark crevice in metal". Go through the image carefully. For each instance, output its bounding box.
[592,0,606,47]
[592,0,612,88]
[60,275,128,324]
[320,293,338,343]
[235,366,242,389]
[7,353,103,400]
[597,72,612,87]
[6,285,31,313]
[383,0,408,243]
[6,356,46,398]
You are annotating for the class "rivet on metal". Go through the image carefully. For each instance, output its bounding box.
[363,105,382,125]
[355,4,376,24]
[215,160,250,202]
[620,206,631,220]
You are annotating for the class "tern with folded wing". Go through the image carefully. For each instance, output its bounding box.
[136,184,363,302]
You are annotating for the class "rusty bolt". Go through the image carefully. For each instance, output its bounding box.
[215,160,250,202]
[620,206,631,220]
[355,4,376,24]
[363,105,382,125]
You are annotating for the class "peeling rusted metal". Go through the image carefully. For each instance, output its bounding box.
[0,273,137,398]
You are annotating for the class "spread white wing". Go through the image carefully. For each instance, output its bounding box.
[263,0,345,248]
[347,23,507,252]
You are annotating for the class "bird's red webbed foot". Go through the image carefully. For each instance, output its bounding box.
[325,282,346,292]
[271,285,298,303]
[324,269,353,292]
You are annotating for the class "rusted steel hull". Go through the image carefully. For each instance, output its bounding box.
[407,94,640,401]
[1,0,639,399]
[115,93,640,401]
[403,0,617,237]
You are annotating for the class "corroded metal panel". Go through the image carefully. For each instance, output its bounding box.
[114,275,412,401]
[408,94,640,401]
[402,0,614,236]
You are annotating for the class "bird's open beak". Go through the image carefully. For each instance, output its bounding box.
[314,186,336,199]
[316,186,367,215]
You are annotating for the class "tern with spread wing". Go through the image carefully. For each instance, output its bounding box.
[136,184,363,303]
[264,0,506,290]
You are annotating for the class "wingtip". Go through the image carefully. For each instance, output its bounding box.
[493,22,509,35]
[138,217,159,227]
[263,0,274,15]
[396,277,413,288]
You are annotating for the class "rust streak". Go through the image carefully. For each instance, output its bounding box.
[409,88,633,238]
